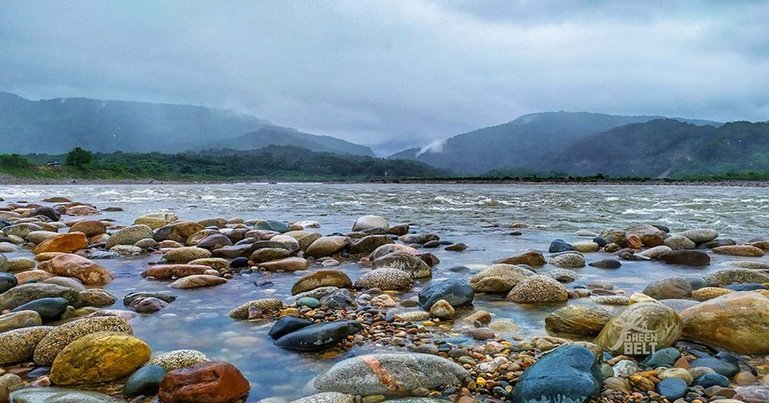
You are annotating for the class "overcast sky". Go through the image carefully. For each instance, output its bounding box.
[1,1,767,153]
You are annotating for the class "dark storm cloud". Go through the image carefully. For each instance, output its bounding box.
[1,1,767,154]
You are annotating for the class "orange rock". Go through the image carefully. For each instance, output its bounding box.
[159,361,250,403]
[626,234,643,249]
[140,264,209,280]
[69,220,107,237]
[33,232,88,255]
[38,253,113,285]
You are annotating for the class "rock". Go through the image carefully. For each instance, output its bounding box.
[0,272,17,294]
[657,377,687,400]
[275,320,362,352]
[106,225,154,249]
[42,277,85,292]
[195,233,232,250]
[469,264,530,293]
[660,299,700,313]
[0,326,53,364]
[704,268,769,286]
[636,245,674,260]
[258,257,310,272]
[713,244,765,257]
[735,385,769,402]
[544,305,613,336]
[163,247,212,263]
[111,244,143,256]
[681,228,719,244]
[495,250,546,267]
[134,212,179,229]
[33,316,132,365]
[400,233,439,244]
[369,243,418,260]
[124,364,167,397]
[354,268,412,291]
[588,259,622,269]
[255,219,290,233]
[314,353,467,396]
[292,392,355,403]
[429,300,455,318]
[141,264,210,279]
[612,360,641,377]
[15,269,56,285]
[512,344,601,403]
[296,297,320,308]
[664,234,697,250]
[319,288,355,309]
[680,292,769,354]
[25,206,61,221]
[690,357,740,378]
[268,316,314,340]
[211,244,252,258]
[291,270,352,295]
[12,297,69,321]
[305,236,349,258]
[69,220,107,237]
[66,205,99,216]
[4,223,44,238]
[6,257,36,272]
[154,221,205,244]
[507,275,568,304]
[549,239,574,253]
[658,367,693,385]
[250,247,291,263]
[659,250,710,267]
[694,373,730,388]
[10,387,123,402]
[38,253,113,285]
[692,287,733,300]
[373,252,432,278]
[79,289,117,307]
[0,373,23,402]
[158,361,249,403]
[33,233,88,255]
[594,302,682,355]
[572,241,600,253]
[549,252,585,268]
[130,297,169,313]
[418,278,474,309]
[228,298,283,320]
[599,229,627,247]
[50,332,151,385]
[0,283,81,311]
[168,274,226,289]
[734,371,757,385]
[641,347,681,369]
[349,235,393,255]
[643,277,693,300]
[150,349,210,371]
[352,215,389,232]
[0,310,42,332]
[0,242,18,253]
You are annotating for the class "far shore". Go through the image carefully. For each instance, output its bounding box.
[1,175,768,187]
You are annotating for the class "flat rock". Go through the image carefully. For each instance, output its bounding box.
[33,316,132,365]
[291,270,352,295]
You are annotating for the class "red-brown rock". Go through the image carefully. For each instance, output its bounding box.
[158,361,250,403]
[140,264,210,280]
[33,233,88,255]
[69,220,107,237]
[38,253,113,285]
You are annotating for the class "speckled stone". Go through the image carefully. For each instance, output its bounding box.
[354,268,413,291]
[163,247,212,264]
[169,274,227,289]
[680,228,719,244]
[469,264,530,293]
[10,387,123,403]
[635,245,674,259]
[0,326,54,364]
[292,392,356,403]
[507,275,568,303]
[705,269,769,286]
[0,283,81,311]
[548,252,586,268]
[228,298,283,320]
[33,316,132,365]
[79,289,117,307]
[6,257,37,272]
[149,349,209,371]
[50,332,151,385]
[0,310,42,332]
[592,295,631,305]
[106,224,154,249]
[692,287,733,301]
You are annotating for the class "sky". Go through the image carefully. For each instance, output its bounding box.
[1,0,768,154]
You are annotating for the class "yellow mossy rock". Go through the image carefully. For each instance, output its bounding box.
[50,331,150,385]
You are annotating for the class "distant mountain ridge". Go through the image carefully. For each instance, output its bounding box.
[389,111,721,174]
[0,92,373,156]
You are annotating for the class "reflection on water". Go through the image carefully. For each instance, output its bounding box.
[1,183,768,401]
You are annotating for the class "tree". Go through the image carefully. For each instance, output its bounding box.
[65,147,93,168]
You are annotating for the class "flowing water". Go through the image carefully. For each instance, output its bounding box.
[2,183,769,401]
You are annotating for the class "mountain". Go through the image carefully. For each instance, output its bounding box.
[389,112,720,174]
[490,119,769,178]
[0,92,373,156]
[206,126,373,156]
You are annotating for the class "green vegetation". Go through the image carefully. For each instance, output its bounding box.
[3,146,443,181]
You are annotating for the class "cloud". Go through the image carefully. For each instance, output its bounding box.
[0,0,767,154]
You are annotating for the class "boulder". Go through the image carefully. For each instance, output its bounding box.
[680,292,769,354]
[681,228,719,244]
[545,305,613,336]
[349,235,393,255]
[305,236,349,258]
[594,302,682,355]
[704,268,769,286]
[0,310,42,332]
[373,252,431,278]
[314,353,468,396]
[158,361,249,403]
[548,252,585,268]
[106,225,154,248]
[507,275,568,304]
[10,387,123,402]
[268,316,314,340]
[417,278,474,309]
[195,234,232,250]
[0,326,53,364]
[353,268,412,291]
[635,245,673,259]
[25,206,61,221]
[149,349,210,371]
[33,316,132,365]
[11,297,69,321]
[549,239,574,253]
[275,320,362,352]
[664,235,696,250]
[469,264,530,293]
[228,298,283,320]
[250,247,292,263]
[255,219,290,233]
[141,264,210,279]
[713,245,765,257]
[643,277,693,300]
[369,243,418,260]
[38,253,113,285]
[512,344,602,403]
[0,283,81,311]
[33,232,88,255]
[162,247,212,263]
[50,332,151,385]
[496,250,546,267]
[154,221,205,243]
[658,250,710,267]
[69,220,107,237]
[291,270,352,295]
[0,272,17,294]
[124,364,167,397]
[588,259,622,269]
[258,257,310,272]
[169,274,227,289]
[352,215,389,232]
